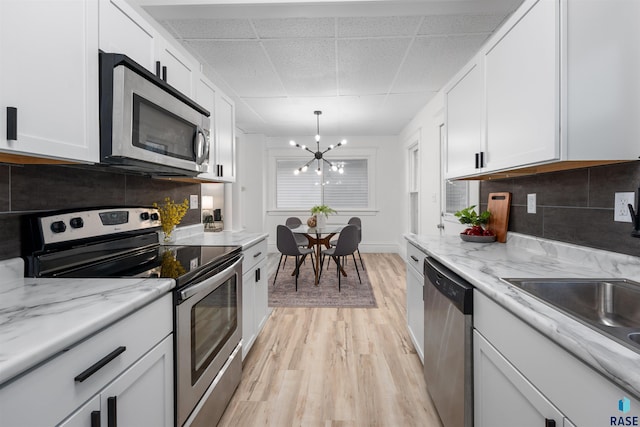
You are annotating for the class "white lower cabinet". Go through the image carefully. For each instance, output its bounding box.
[406,242,425,363]
[0,294,173,427]
[242,238,270,360]
[474,331,565,427]
[474,291,639,427]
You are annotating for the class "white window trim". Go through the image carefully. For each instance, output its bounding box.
[267,147,378,213]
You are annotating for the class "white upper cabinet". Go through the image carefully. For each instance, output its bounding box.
[99,0,157,73]
[444,58,484,178]
[99,0,194,98]
[156,39,195,98]
[194,72,218,180]
[483,0,559,172]
[0,0,100,163]
[215,92,236,182]
[444,0,640,179]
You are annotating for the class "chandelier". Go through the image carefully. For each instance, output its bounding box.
[290,110,347,175]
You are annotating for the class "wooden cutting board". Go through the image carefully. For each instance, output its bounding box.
[487,192,511,243]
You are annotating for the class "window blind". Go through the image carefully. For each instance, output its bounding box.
[276,159,321,208]
[275,158,369,209]
[445,180,469,214]
[323,159,368,208]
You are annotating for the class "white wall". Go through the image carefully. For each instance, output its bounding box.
[233,133,267,232]
[261,134,403,253]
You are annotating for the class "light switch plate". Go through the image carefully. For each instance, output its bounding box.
[527,193,536,214]
[614,192,634,222]
[190,194,198,209]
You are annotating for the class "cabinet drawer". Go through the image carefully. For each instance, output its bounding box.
[0,293,173,427]
[242,238,267,275]
[406,242,426,276]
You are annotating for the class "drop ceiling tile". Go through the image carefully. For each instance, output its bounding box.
[392,34,489,93]
[253,18,335,38]
[185,40,285,97]
[418,14,506,35]
[337,38,411,96]
[263,39,336,96]
[162,19,256,39]
[337,16,422,37]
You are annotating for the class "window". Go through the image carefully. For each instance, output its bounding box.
[276,158,369,209]
[444,180,469,214]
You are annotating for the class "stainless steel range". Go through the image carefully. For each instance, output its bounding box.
[23,206,243,427]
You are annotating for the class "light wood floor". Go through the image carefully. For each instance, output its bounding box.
[218,253,442,426]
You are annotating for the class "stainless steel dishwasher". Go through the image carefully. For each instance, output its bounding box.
[423,256,473,427]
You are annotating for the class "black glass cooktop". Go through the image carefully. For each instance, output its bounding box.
[30,240,241,288]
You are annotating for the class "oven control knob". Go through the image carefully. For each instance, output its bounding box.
[50,221,66,233]
[140,212,150,221]
[69,217,84,229]
[150,213,159,221]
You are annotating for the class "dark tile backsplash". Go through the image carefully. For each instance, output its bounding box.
[480,161,640,256]
[0,165,200,260]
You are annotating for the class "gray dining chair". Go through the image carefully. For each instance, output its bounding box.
[328,217,365,271]
[281,217,308,271]
[273,225,315,291]
[320,224,361,291]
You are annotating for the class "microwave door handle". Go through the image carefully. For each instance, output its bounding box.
[194,126,209,165]
[179,255,243,301]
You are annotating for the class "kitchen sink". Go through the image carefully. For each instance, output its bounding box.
[501,278,640,352]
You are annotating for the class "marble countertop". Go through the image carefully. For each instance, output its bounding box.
[0,275,174,386]
[173,228,268,250]
[405,232,640,399]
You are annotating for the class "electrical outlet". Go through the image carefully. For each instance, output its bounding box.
[190,194,198,209]
[527,193,536,214]
[614,192,634,222]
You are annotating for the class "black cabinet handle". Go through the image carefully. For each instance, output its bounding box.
[255,267,260,282]
[6,107,17,141]
[545,419,556,427]
[475,152,480,169]
[74,346,126,382]
[161,65,167,82]
[91,410,101,427]
[216,164,221,176]
[155,61,161,78]
[253,251,262,258]
[480,151,485,168]
[410,255,419,262]
[108,396,117,427]
[220,165,224,177]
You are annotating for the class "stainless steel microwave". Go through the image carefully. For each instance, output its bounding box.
[99,52,210,176]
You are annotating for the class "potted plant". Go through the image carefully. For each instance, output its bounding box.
[309,205,337,228]
[153,197,190,242]
[454,205,495,241]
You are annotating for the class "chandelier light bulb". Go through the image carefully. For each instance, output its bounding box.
[289,110,347,176]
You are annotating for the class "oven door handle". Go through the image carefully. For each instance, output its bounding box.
[179,255,243,301]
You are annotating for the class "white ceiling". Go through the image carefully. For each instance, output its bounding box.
[135,0,524,137]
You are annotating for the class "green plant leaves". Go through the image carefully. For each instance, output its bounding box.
[454,205,490,226]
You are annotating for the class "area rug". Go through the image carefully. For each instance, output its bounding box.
[268,256,377,308]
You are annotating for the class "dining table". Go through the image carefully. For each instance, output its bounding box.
[289,224,345,286]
